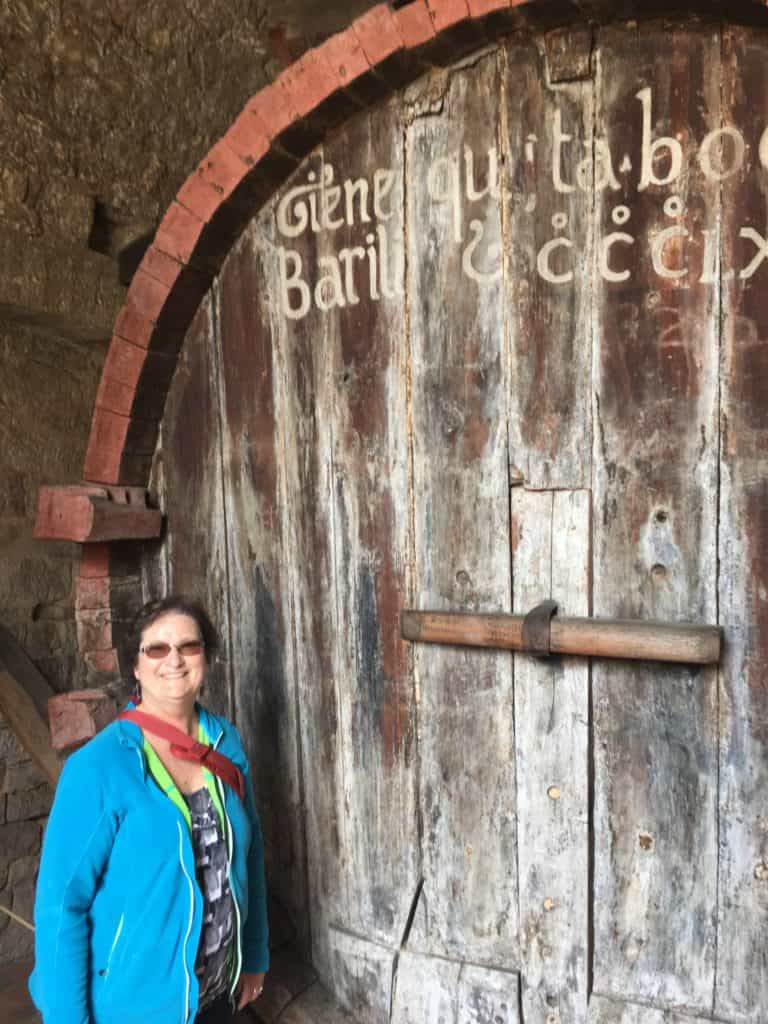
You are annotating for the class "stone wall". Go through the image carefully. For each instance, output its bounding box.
[0,718,51,964]
[0,0,376,968]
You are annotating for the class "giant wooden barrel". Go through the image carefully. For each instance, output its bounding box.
[137,11,767,1023]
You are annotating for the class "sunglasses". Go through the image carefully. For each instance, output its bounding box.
[140,641,205,660]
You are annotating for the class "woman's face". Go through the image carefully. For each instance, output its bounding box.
[133,612,207,709]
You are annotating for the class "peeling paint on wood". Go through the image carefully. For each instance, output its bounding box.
[591,24,720,1013]
[406,52,518,967]
[513,488,590,1023]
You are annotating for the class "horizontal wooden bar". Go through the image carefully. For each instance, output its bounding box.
[400,610,721,665]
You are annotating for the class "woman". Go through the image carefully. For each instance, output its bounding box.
[30,596,269,1024]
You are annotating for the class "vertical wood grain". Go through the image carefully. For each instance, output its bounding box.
[268,151,348,982]
[513,488,590,1024]
[503,35,594,490]
[318,99,420,950]
[159,295,231,716]
[406,51,517,967]
[591,23,720,1012]
[215,218,309,952]
[716,25,768,1022]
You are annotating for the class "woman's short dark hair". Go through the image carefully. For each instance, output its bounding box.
[125,595,219,667]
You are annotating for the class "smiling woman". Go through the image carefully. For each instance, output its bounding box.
[29,596,269,1024]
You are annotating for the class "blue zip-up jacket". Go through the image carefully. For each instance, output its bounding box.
[29,705,269,1024]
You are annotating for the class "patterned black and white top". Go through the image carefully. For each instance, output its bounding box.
[185,786,236,1011]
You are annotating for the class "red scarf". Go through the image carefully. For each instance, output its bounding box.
[118,709,245,802]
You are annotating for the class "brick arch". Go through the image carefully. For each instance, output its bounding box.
[82,0,768,487]
[51,0,767,683]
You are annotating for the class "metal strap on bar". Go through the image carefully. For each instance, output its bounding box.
[521,599,558,657]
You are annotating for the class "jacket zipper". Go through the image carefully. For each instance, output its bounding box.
[177,821,195,1024]
[102,913,124,979]
[210,727,244,1000]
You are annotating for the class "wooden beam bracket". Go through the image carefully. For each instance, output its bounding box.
[34,484,163,543]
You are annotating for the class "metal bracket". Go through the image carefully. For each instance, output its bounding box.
[521,599,559,657]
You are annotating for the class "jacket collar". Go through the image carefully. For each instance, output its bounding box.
[116,702,225,750]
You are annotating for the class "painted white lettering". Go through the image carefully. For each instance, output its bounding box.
[464,145,501,201]
[315,256,347,311]
[427,155,462,244]
[600,232,634,282]
[760,126,768,171]
[698,126,745,182]
[344,178,371,227]
[576,139,621,192]
[277,175,321,238]
[278,248,311,319]
[322,181,345,230]
[377,225,401,299]
[373,169,396,221]
[651,226,689,279]
[338,246,365,305]
[637,87,683,191]
[552,110,575,194]
[462,219,502,284]
[739,227,768,279]
[365,233,380,301]
[525,134,537,164]
[537,237,574,284]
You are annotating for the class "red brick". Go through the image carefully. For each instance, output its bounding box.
[125,268,171,324]
[250,82,300,140]
[395,1,436,46]
[277,49,341,118]
[49,689,117,752]
[317,27,370,86]
[154,201,206,265]
[141,245,187,289]
[195,141,248,202]
[101,337,148,390]
[426,0,471,31]
[352,4,404,66]
[224,106,270,167]
[75,576,110,611]
[79,544,110,579]
[75,609,113,652]
[95,374,136,417]
[84,649,120,675]
[113,305,155,349]
[176,169,222,225]
[468,0,509,13]
[84,409,131,484]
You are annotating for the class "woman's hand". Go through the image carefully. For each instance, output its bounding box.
[236,971,266,1010]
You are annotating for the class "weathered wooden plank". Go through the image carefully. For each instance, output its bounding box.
[503,35,593,489]
[327,927,394,1024]
[591,23,721,1012]
[266,150,348,983]
[716,25,768,1023]
[457,963,520,1024]
[588,992,720,1024]
[159,295,231,716]
[214,219,308,952]
[277,980,358,1024]
[0,669,60,786]
[391,950,461,1024]
[392,950,520,1024]
[512,488,590,1023]
[318,98,420,950]
[405,51,517,966]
